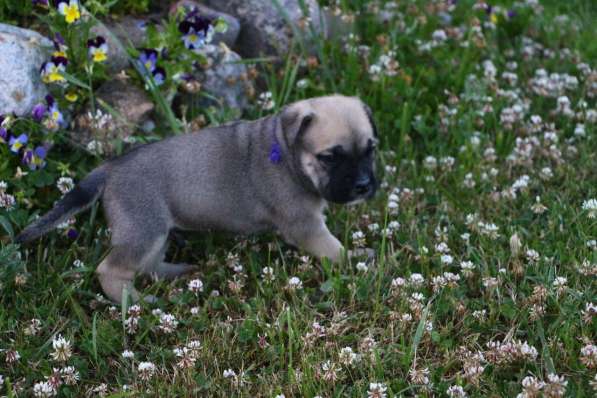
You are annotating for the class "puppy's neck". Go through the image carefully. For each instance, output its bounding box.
[268,116,319,198]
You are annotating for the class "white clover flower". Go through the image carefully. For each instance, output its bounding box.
[287,276,303,291]
[223,369,236,378]
[158,313,178,333]
[33,381,56,397]
[582,198,597,218]
[441,254,454,265]
[552,276,567,288]
[187,278,204,294]
[121,350,134,359]
[388,221,400,230]
[435,242,450,253]
[526,249,540,262]
[257,91,275,110]
[432,29,448,42]
[261,266,275,282]
[446,385,467,397]
[60,366,80,385]
[574,123,586,137]
[339,347,359,366]
[51,335,72,362]
[580,344,597,368]
[356,262,368,272]
[137,361,157,381]
[56,177,74,194]
[367,382,387,398]
[391,277,406,289]
[409,273,425,287]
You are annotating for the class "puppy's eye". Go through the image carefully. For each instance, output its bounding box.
[317,153,336,165]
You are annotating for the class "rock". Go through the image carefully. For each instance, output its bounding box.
[201,44,253,113]
[168,0,241,48]
[201,0,325,58]
[0,23,52,116]
[180,43,253,116]
[73,79,154,156]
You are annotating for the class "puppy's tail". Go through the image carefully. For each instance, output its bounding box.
[15,167,107,243]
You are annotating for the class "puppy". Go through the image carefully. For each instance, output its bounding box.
[16,95,378,303]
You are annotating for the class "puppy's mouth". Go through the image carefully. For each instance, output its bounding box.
[322,176,377,204]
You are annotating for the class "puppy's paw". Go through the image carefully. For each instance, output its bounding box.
[348,248,376,261]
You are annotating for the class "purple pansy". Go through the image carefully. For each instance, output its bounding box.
[32,103,46,122]
[152,67,166,86]
[32,0,49,6]
[178,10,214,50]
[9,133,28,153]
[22,146,48,170]
[43,95,65,131]
[0,115,7,143]
[67,228,78,239]
[139,48,158,73]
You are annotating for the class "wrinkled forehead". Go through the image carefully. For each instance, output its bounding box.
[304,98,376,153]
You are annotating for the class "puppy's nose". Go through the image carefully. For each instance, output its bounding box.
[354,175,372,195]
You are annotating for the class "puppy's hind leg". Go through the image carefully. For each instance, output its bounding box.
[96,232,168,304]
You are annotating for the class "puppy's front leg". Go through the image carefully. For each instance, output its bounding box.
[281,216,345,262]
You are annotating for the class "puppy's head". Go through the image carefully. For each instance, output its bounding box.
[281,95,378,204]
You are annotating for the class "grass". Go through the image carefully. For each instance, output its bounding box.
[1,0,596,396]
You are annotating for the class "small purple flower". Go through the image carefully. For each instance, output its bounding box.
[67,228,78,239]
[23,145,48,170]
[8,133,28,153]
[152,67,166,86]
[139,48,158,73]
[507,9,517,19]
[43,95,64,131]
[32,103,46,121]
[54,33,66,46]
[179,11,214,50]
[87,36,108,63]
[0,115,7,143]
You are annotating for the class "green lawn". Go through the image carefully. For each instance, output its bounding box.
[1,0,596,396]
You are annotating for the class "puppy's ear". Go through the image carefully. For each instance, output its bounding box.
[362,102,378,137]
[280,105,315,148]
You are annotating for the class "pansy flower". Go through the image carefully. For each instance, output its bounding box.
[56,0,81,24]
[152,67,166,86]
[43,95,65,131]
[32,103,46,122]
[139,48,158,73]
[0,115,7,143]
[52,33,68,58]
[178,10,214,50]
[9,134,28,153]
[22,146,48,170]
[40,56,68,84]
[87,36,108,63]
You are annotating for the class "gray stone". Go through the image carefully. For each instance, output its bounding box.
[194,44,253,114]
[169,0,241,48]
[0,23,52,116]
[73,79,154,156]
[201,0,325,58]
